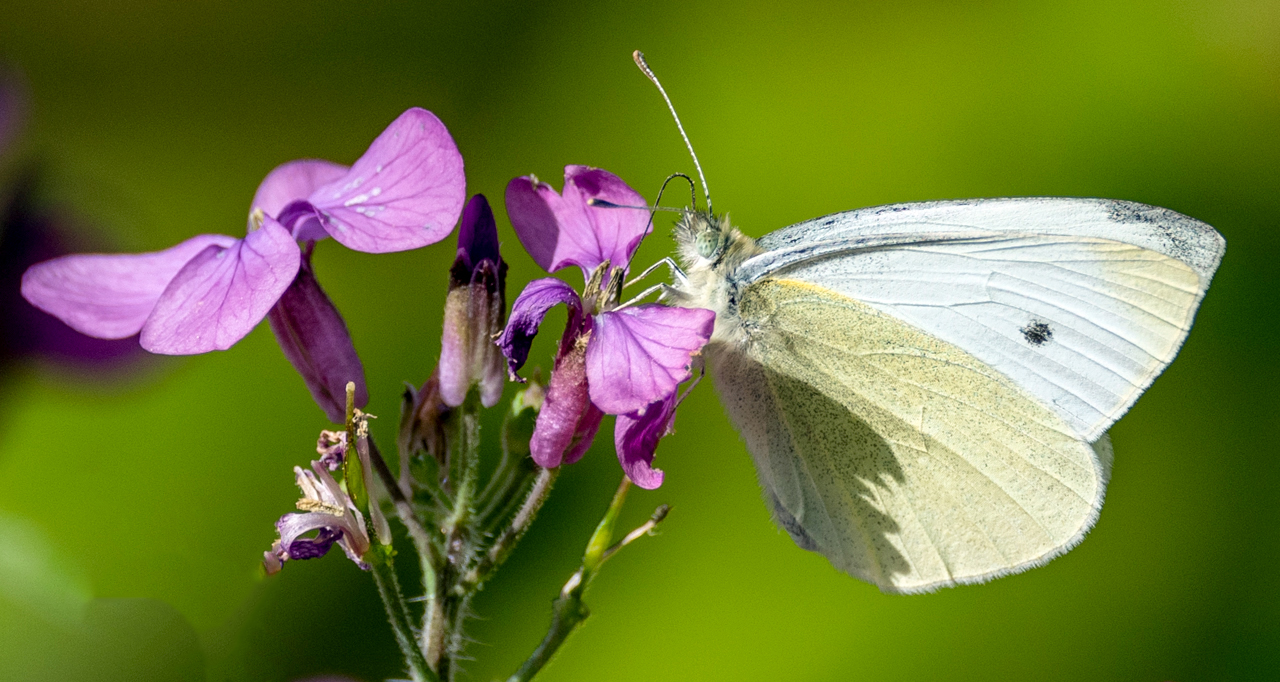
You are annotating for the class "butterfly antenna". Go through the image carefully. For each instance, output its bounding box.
[589,172,695,261]
[634,50,713,215]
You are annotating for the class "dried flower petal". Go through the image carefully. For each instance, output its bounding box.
[265,460,370,573]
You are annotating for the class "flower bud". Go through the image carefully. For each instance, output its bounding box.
[439,194,508,408]
[400,371,452,468]
[502,378,545,459]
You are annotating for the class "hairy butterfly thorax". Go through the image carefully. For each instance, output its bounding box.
[670,211,761,345]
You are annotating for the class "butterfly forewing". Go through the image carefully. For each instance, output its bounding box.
[738,198,1224,441]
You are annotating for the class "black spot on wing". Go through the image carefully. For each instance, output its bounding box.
[1020,320,1053,346]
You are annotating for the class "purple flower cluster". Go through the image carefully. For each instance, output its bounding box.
[498,166,714,489]
[19,107,714,493]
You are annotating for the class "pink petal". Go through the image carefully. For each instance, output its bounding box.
[585,304,715,415]
[506,166,650,278]
[614,392,678,490]
[20,234,238,339]
[310,108,466,253]
[250,159,350,225]
[140,217,301,354]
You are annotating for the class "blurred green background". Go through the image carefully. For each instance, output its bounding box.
[0,0,1276,680]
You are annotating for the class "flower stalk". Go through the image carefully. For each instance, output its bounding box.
[425,390,482,677]
[370,548,438,682]
[508,477,671,682]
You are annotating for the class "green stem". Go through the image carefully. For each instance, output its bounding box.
[508,479,671,682]
[370,552,438,682]
[369,436,443,582]
[507,577,590,682]
[459,466,558,591]
[442,396,482,533]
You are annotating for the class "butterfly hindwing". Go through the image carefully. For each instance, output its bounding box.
[710,278,1109,592]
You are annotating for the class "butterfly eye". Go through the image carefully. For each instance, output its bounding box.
[695,231,721,259]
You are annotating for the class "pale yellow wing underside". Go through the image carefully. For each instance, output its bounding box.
[709,278,1112,592]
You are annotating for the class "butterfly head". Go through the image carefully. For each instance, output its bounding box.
[674,211,759,274]
[675,211,725,270]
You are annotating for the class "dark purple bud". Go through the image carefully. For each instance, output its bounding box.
[454,192,501,271]
[439,194,508,407]
[266,246,368,423]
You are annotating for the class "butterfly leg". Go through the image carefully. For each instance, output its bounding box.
[615,282,682,310]
[625,257,687,289]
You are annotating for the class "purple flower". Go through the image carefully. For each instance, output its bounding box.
[438,194,507,408]
[21,108,465,356]
[21,108,464,421]
[497,166,714,489]
[504,165,653,279]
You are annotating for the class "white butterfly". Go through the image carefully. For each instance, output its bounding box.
[632,51,1226,593]
[668,198,1223,593]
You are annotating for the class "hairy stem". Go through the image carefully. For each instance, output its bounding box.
[370,553,438,682]
[425,393,482,678]
[366,434,445,676]
[460,466,558,591]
